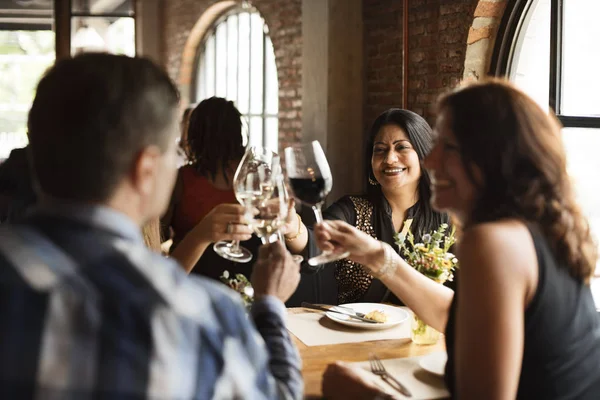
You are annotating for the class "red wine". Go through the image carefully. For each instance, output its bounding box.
[289,177,328,205]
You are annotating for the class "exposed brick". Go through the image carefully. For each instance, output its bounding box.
[468,26,493,44]
[363,0,404,129]
[474,1,506,17]
[164,0,507,141]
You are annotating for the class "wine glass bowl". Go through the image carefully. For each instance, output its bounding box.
[248,173,289,244]
[284,141,350,266]
[213,146,279,263]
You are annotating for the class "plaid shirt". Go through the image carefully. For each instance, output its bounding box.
[0,203,302,399]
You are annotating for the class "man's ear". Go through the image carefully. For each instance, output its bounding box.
[131,145,161,196]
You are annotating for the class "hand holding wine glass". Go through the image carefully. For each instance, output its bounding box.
[284,140,350,266]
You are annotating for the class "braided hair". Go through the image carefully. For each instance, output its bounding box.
[185,97,246,182]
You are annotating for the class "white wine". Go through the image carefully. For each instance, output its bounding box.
[236,191,270,207]
[251,217,284,238]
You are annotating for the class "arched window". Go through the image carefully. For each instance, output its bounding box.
[495,0,600,269]
[193,7,278,152]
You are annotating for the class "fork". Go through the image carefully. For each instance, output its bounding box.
[369,354,412,398]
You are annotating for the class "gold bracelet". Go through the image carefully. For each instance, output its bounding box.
[285,214,304,242]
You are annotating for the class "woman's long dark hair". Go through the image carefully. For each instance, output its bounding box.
[438,79,596,282]
[185,97,245,182]
[365,109,447,241]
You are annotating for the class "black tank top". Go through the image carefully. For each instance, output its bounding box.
[444,224,600,399]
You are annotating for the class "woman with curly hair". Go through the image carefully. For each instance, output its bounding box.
[319,79,600,399]
[163,97,256,279]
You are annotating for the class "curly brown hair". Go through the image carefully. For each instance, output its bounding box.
[437,79,597,282]
[185,97,245,182]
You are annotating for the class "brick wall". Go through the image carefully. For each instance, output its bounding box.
[408,1,477,123]
[162,0,302,151]
[364,0,506,126]
[163,0,507,145]
[363,0,405,131]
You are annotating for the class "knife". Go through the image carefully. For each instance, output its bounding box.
[301,302,380,323]
[336,305,367,318]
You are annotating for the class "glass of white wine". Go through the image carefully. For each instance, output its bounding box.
[213,146,278,263]
[249,173,289,244]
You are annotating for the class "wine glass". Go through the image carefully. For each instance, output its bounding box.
[249,173,289,244]
[284,140,350,266]
[213,146,278,262]
[245,170,305,264]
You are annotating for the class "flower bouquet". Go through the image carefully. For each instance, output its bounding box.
[395,220,458,344]
[220,270,255,309]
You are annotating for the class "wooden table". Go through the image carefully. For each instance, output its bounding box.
[288,307,446,398]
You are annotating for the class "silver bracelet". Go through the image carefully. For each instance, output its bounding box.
[371,242,397,279]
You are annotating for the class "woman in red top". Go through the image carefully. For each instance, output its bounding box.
[163,97,257,279]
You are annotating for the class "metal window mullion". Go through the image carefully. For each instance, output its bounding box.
[549,0,563,113]
[262,28,268,147]
[236,13,240,108]
[202,43,207,101]
[558,116,600,129]
[224,16,228,99]
[248,12,253,144]
[213,27,218,97]
[70,12,133,18]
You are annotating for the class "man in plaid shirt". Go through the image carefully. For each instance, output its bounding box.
[0,53,302,399]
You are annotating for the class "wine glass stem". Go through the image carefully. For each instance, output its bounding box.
[260,234,278,245]
[231,240,241,252]
[312,204,324,224]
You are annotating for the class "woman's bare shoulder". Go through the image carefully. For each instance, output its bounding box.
[460,219,537,282]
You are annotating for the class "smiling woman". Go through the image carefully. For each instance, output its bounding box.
[284,108,450,305]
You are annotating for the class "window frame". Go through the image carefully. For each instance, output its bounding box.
[70,0,136,56]
[490,0,600,129]
[191,6,277,150]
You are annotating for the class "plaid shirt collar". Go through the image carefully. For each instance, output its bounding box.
[33,199,144,244]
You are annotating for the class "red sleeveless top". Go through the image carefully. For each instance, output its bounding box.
[171,165,237,243]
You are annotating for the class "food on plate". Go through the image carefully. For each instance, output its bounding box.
[364,309,388,323]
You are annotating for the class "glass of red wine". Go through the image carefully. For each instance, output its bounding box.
[284,140,350,266]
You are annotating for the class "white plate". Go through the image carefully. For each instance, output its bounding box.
[325,303,409,330]
[419,352,447,377]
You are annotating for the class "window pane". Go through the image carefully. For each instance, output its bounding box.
[71,17,135,56]
[248,116,263,148]
[215,21,227,98]
[265,117,278,153]
[265,37,278,115]
[227,15,238,103]
[508,0,550,111]
[249,13,264,114]
[237,12,250,114]
[194,9,279,148]
[562,127,600,271]
[561,0,600,116]
[204,34,216,98]
[197,46,207,101]
[72,0,134,15]
[0,31,54,161]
